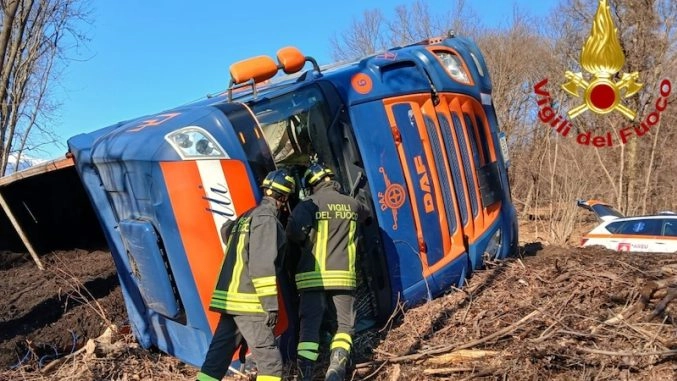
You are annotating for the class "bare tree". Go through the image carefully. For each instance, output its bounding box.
[329,8,388,62]
[329,0,480,62]
[475,10,559,219]
[0,0,89,176]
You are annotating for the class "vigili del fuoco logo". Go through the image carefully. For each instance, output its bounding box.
[533,0,671,147]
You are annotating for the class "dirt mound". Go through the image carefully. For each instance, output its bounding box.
[0,249,127,372]
[1,244,675,380]
[357,244,677,380]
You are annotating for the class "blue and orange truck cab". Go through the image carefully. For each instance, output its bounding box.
[66,33,518,367]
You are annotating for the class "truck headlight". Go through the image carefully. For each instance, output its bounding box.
[484,228,502,260]
[165,126,227,159]
[434,51,470,84]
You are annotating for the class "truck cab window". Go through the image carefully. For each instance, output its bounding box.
[252,86,332,167]
[250,84,348,202]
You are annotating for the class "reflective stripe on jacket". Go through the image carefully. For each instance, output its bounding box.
[210,198,284,315]
[287,180,369,291]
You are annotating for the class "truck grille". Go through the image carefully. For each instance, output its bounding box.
[438,114,468,226]
[424,115,457,235]
[450,113,479,218]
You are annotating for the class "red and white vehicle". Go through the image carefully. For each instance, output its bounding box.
[577,199,677,253]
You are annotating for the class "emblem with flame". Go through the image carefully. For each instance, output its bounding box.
[562,0,642,120]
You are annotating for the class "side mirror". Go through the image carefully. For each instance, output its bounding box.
[277,46,306,74]
[229,55,279,85]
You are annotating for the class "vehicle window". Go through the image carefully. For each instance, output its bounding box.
[663,219,677,237]
[617,219,662,235]
[253,87,324,166]
[249,84,352,201]
[605,221,625,233]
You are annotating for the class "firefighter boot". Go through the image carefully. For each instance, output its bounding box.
[324,348,349,381]
[296,358,315,381]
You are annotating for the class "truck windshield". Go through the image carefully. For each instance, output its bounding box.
[251,85,333,167]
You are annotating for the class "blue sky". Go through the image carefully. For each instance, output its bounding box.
[43,0,558,159]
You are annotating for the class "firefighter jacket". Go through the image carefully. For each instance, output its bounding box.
[209,197,285,315]
[286,180,369,291]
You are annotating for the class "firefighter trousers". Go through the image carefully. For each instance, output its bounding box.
[297,290,355,361]
[198,313,283,381]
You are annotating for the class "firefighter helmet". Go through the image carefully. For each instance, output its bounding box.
[304,163,334,188]
[261,169,296,198]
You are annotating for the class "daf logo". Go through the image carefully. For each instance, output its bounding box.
[414,155,434,213]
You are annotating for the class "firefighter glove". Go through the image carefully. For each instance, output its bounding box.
[265,310,279,328]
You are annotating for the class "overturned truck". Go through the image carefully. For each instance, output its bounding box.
[6,33,519,367]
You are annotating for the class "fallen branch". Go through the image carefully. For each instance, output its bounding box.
[357,359,390,381]
[577,347,677,357]
[423,366,476,375]
[359,309,541,365]
[596,302,642,330]
[425,349,498,365]
[597,277,677,330]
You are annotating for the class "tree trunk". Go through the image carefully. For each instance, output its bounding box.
[624,138,638,215]
[641,122,661,214]
[0,0,20,74]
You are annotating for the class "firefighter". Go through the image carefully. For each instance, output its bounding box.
[286,163,370,381]
[197,169,296,381]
